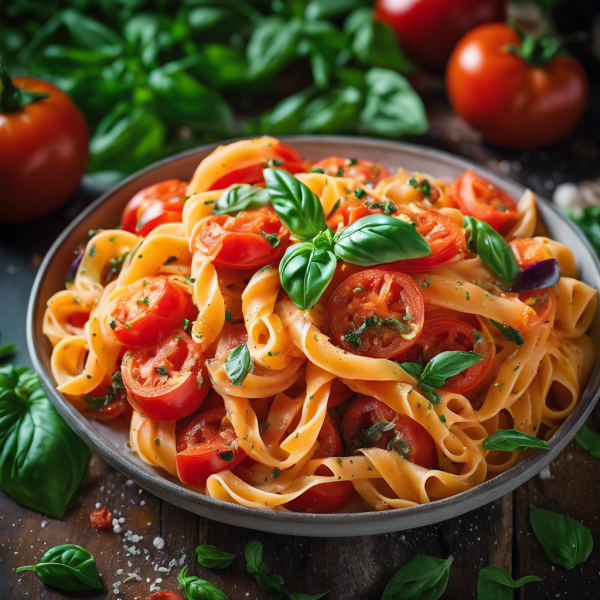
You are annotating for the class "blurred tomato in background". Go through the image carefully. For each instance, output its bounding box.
[375,0,506,69]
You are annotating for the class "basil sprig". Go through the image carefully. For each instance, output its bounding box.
[401,351,483,404]
[463,216,521,287]
[195,545,235,569]
[178,565,229,600]
[16,544,102,591]
[529,508,593,570]
[489,320,525,346]
[482,429,549,452]
[224,343,254,386]
[264,169,430,310]
[477,566,541,600]
[213,184,271,215]
[575,425,600,458]
[245,540,328,600]
[381,554,453,600]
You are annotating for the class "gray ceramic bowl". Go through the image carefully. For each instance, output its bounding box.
[27,136,600,537]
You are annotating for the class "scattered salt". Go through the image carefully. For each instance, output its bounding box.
[153,536,165,550]
[539,466,552,480]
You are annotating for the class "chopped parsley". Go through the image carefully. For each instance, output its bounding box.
[164,256,177,265]
[89,244,97,257]
[408,176,431,197]
[155,365,169,376]
[258,229,280,247]
[271,467,282,478]
[310,167,324,174]
[341,315,411,350]
[354,188,366,199]
[138,297,150,306]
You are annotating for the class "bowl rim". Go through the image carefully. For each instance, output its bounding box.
[27,135,600,536]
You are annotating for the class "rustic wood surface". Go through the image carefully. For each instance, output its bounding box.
[1,92,600,599]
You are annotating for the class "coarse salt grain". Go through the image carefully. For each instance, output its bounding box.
[153,536,165,550]
[40,520,48,529]
[539,466,552,480]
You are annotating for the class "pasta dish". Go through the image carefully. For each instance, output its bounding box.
[43,137,597,513]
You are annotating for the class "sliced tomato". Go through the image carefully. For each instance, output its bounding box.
[90,506,112,530]
[122,331,209,421]
[509,237,551,268]
[390,210,466,272]
[176,405,246,486]
[68,312,89,328]
[328,378,355,408]
[395,317,492,394]
[518,288,555,332]
[121,179,188,236]
[328,268,425,358]
[311,157,390,185]
[196,209,289,269]
[111,277,197,347]
[449,170,518,232]
[342,395,438,469]
[284,413,354,513]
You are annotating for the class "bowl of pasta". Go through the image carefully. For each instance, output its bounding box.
[28,136,600,537]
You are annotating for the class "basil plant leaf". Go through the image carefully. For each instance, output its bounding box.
[224,343,253,386]
[264,168,326,241]
[333,214,430,266]
[16,544,102,591]
[489,320,525,346]
[419,351,483,389]
[482,429,549,452]
[463,216,521,286]
[195,545,235,569]
[477,566,541,600]
[399,362,424,381]
[280,243,337,311]
[381,554,453,600]
[0,365,91,519]
[529,508,593,570]
[178,565,229,600]
[213,184,271,215]
[574,425,600,458]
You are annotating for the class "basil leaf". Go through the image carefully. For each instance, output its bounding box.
[529,508,593,570]
[489,320,525,346]
[264,168,326,241]
[0,342,16,360]
[280,243,337,310]
[482,429,549,452]
[305,0,369,21]
[178,565,229,600]
[299,86,362,134]
[575,425,600,458]
[463,216,521,285]
[400,362,424,380]
[420,351,484,389]
[195,545,235,569]
[333,214,430,266]
[477,566,541,600]
[213,185,271,215]
[564,205,600,257]
[15,544,102,591]
[224,343,253,387]
[0,365,90,519]
[381,554,453,600]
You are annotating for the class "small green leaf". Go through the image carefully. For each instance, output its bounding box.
[482,430,549,452]
[575,425,600,458]
[490,320,525,346]
[0,342,17,360]
[419,351,484,389]
[195,545,235,569]
[218,450,234,462]
[477,566,541,600]
[214,185,271,215]
[258,229,280,248]
[224,343,253,386]
[177,565,229,600]
[155,365,168,376]
[381,554,453,600]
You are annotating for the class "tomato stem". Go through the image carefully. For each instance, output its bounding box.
[0,57,49,113]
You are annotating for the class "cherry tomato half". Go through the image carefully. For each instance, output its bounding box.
[447,23,588,148]
[122,331,209,421]
[518,289,556,332]
[395,318,492,394]
[196,209,290,269]
[121,179,189,236]
[111,277,197,347]
[176,405,246,486]
[285,414,354,513]
[90,506,112,530]
[509,237,551,268]
[342,396,438,469]
[311,156,390,185]
[328,269,425,358]
[449,170,518,232]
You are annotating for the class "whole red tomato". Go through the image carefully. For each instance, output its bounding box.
[447,24,588,148]
[375,0,505,69]
[0,61,89,223]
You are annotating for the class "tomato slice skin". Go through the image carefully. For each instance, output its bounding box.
[284,414,354,513]
[328,268,425,358]
[395,317,492,394]
[517,288,555,332]
[176,406,246,485]
[311,156,390,185]
[122,331,209,421]
[111,277,197,347]
[449,170,518,232]
[509,237,551,268]
[196,210,290,269]
[342,395,438,469]
[328,378,355,408]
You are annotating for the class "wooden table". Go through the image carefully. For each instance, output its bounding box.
[1,92,600,599]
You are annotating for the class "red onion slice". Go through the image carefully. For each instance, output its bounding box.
[511,258,560,292]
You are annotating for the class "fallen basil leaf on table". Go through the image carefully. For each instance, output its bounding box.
[224,343,253,387]
[15,544,102,591]
[213,185,271,215]
[381,554,453,600]
[0,365,91,519]
[178,565,229,600]
[195,545,235,569]
[574,425,600,458]
[529,508,593,570]
[0,342,16,360]
[482,430,549,452]
[477,566,541,600]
